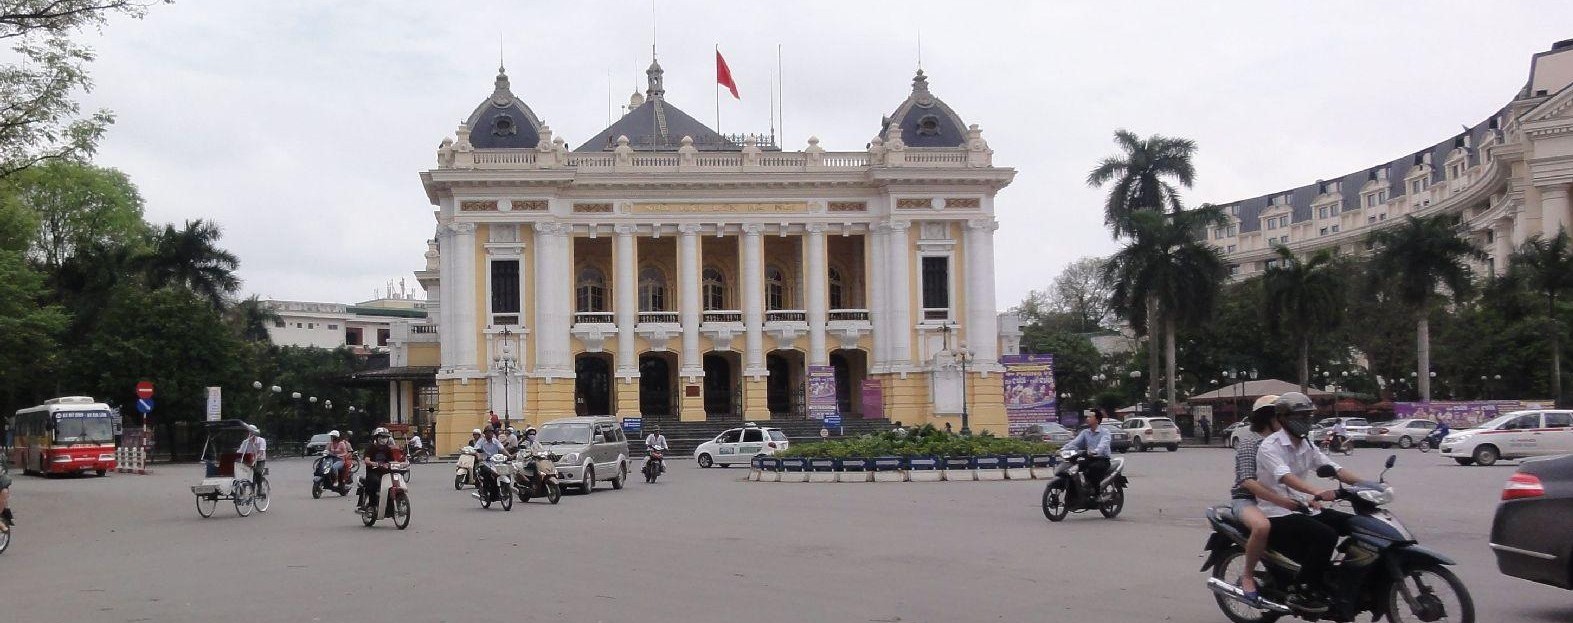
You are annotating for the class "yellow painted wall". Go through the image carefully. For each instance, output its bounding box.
[408,343,440,367]
[525,377,575,427]
[436,378,487,455]
[742,377,770,420]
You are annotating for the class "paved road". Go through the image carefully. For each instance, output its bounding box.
[0,449,1567,622]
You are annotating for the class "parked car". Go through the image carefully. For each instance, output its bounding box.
[536,416,630,492]
[1122,417,1181,452]
[1309,417,1371,446]
[1490,453,1573,590]
[303,433,332,456]
[1364,418,1438,449]
[1102,423,1132,453]
[1221,422,1245,448]
[1440,410,1573,466]
[694,423,789,468]
[1039,423,1074,444]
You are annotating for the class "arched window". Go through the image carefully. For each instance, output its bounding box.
[765,265,787,310]
[828,266,845,310]
[702,266,726,310]
[638,267,668,312]
[575,267,606,313]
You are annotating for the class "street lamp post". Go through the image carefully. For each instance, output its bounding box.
[939,323,976,436]
[493,327,518,429]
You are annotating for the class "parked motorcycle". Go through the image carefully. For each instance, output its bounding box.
[354,460,412,530]
[643,448,665,483]
[1201,454,1474,623]
[1041,450,1128,522]
[312,452,359,498]
[454,446,479,490]
[512,450,562,504]
[1417,425,1450,453]
[472,453,513,511]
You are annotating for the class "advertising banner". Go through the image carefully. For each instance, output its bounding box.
[807,365,838,420]
[859,379,884,420]
[1001,354,1057,434]
[1393,400,1549,428]
[205,386,222,422]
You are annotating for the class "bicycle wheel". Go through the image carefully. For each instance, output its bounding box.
[196,493,217,518]
[234,482,254,517]
[255,479,271,513]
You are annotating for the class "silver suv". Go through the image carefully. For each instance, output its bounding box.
[536,416,630,493]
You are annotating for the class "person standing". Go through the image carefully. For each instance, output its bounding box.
[488,410,501,432]
[1199,415,1212,445]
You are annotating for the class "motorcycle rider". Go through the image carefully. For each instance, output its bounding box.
[408,432,425,459]
[1229,395,1300,608]
[1061,408,1113,500]
[518,427,543,453]
[473,427,508,497]
[502,426,519,452]
[467,428,483,448]
[644,426,669,474]
[1256,392,1370,614]
[326,430,353,486]
[358,428,399,512]
[1329,418,1348,451]
[0,451,12,533]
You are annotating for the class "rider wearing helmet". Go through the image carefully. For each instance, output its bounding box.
[1256,392,1370,614]
[358,427,399,512]
[472,427,508,494]
[502,426,520,452]
[326,429,353,485]
[1227,395,1297,608]
[519,426,543,453]
[467,428,483,448]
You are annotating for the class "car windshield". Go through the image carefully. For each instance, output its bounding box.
[538,423,593,445]
[1151,418,1177,429]
[53,410,115,444]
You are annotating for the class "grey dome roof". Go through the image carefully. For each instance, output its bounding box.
[880,69,968,148]
[465,65,543,149]
[576,57,737,152]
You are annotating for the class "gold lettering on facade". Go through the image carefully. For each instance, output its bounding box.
[629,202,810,214]
[827,201,867,212]
[460,200,497,212]
[573,202,613,213]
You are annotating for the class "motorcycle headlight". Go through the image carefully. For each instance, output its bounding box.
[561,453,581,465]
[1357,487,1394,505]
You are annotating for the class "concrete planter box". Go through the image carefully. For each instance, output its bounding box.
[974,455,1007,480]
[1003,455,1033,480]
[808,458,838,482]
[871,456,906,482]
[907,456,942,482]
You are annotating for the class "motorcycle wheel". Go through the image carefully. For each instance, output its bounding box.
[361,504,377,527]
[481,488,493,509]
[518,485,531,503]
[196,493,217,518]
[1386,562,1474,623]
[311,480,323,499]
[1210,548,1282,623]
[454,474,463,491]
[645,463,657,483]
[500,488,513,511]
[1098,486,1125,519]
[255,479,271,513]
[392,493,410,530]
[546,480,561,504]
[1418,440,1432,453]
[1041,481,1069,522]
[0,524,9,554]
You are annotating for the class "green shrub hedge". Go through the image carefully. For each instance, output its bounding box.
[779,424,1058,459]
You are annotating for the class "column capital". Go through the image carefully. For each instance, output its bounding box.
[614,223,639,236]
[806,223,827,234]
[448,221,477,234]
[678,223,703,235]
[967,218,1000,232]
[741,223,765,236]
[887,219,911,232]
[1539,185,1571,200]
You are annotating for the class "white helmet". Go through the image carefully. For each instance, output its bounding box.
[247,424,259,434]
[329,429,341,438]
[472,428,483,436]
[373,427,391,437]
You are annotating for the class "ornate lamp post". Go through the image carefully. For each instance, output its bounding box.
[493,327,518,429]
[939,323,976,435]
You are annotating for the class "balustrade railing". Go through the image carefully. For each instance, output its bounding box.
[449,148,965,172]
[638,311,680,324]
[411,324,439,334]
[702,310,743,323]
[765,310,807,322]
[827,309,871,322]
[574,312,615,324]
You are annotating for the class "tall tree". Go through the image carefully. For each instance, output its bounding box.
[1509,228,1573,406]
[1048,256,1113,333]
[1104,208,1228,413]
[0,1,165,178]
[228,295,281,343]
[0,247,66,411]
[1263,246,1345,393]
[4,160,147,281]
[141,219,241,309]
[1087,129,1199,404]
[1368,213,1487,401]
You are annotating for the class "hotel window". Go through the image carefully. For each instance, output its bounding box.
[575,267,607,313]
[1486,230,1495,243]
[1368,215,1377,224]
[346,327,363,346]
[1379,213,1387,221]
[1378,190,1389,203]
[1226,244,1236,253]
[1365,194,1377,208]
[1331,225,1340,233]
[274,320,285,328]
[1410,178,1427,194]
[377,328,390,346]
[828,267,845,309]
[490,260,521,321]
[1227,225,1237,237]
[702,266,727,310]
[327,324,338,330]
[638,267,668,312]
[765,265,788,310]
[1267,218,1278,230]
[1320,227,1328,236]
[921,256,950,319]
[1228,265,1239,277]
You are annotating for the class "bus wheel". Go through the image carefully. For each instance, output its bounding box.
[96,469,106,477]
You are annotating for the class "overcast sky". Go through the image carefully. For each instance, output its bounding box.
[78,1,1573,308]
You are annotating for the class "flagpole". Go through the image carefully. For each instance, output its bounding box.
[714,44,721,137]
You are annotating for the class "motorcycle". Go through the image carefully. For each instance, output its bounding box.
[312,452,359,499]
[454,446,479,490]
[1317,433,1354,456]
[0,507,11,555]
[1041,450,1128,522]
[472,453,514,511]
[408,445,431,464]
[1416,427,1450,453]
[1201,454,1475,623]
[354,460,412,530]
[643,448,665,483]
[512,450,563,504]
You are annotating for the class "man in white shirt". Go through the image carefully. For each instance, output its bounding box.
[238,425,268,490]
[644,427,668,473]
[1255,393,1368,613]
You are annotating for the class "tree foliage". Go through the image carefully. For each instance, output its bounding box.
[1086,129,1197,237]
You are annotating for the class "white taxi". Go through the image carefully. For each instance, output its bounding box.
[1440,410,1573,466]
[694,424,789,468]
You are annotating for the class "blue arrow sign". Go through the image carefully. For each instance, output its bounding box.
[135,398,154,414]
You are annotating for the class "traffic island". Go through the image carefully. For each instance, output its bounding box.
[747,454,1062,483]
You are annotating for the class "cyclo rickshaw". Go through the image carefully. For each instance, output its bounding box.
[190,419,270,518]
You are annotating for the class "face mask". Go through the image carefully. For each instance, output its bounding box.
[1282,415,1312,438]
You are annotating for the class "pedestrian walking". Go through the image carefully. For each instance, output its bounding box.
[1199,415,1212,445]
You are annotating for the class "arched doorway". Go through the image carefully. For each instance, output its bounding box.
[575,353,613,416]
[703,352,739,417]
[766,350,805,417]
[639,352,677,416]
[830,349,869,417]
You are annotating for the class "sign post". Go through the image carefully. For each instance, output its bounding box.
[135,381,155,446]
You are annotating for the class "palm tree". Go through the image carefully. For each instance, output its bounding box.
[1263,245,1344,393]
[1087,129,1199,405]
[1509,227,1573,406]
[1368,213,1487,401]
[1104,208,1228,413]
[228,295,281,343]
[140,219,240,309]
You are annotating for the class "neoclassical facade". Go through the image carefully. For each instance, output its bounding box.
[1209,39,1573,278]
[412,59,1016,453]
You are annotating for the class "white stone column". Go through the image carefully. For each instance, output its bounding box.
[1541,185,1572,238]
[451,222,479,370]
[438,224,459,369]
[1492,219,1514,277]
[678,224,703,377]
[965,218,1001,365]
[805,224,829,366]
[533,223,572,375]
[614,225,638,377]
[886,220,912,367]
[868,224,888,371]
[742,223,766,375]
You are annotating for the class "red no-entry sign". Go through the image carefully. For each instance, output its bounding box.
[136,381,154,400]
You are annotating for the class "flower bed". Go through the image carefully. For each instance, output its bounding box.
[777,424,1058,459]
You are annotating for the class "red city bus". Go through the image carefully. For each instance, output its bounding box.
[9,397,119,476]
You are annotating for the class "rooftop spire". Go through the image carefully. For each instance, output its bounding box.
[646,55,665,100]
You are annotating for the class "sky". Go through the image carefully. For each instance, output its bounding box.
[75,1,1573,308]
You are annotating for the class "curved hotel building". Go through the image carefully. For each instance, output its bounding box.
[392,59,1018,454]
[1210,40,1573,279]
